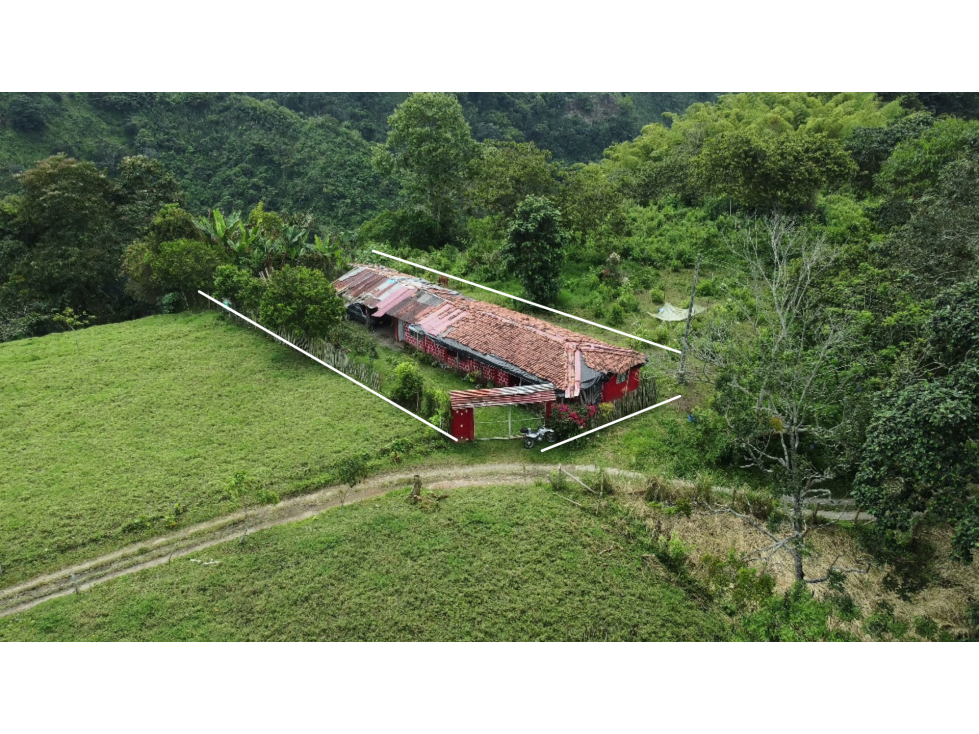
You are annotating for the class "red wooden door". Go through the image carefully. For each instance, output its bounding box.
[451,407,475,442]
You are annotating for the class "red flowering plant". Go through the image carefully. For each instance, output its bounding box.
[549,403,600,440]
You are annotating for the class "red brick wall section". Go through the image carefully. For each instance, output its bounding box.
[403,333,513,388]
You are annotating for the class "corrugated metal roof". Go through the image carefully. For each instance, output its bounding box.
[450,383,556,409]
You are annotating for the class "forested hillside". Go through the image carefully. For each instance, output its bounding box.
[0,92,710,224]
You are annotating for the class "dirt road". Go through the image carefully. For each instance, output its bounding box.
[0,463,636,618]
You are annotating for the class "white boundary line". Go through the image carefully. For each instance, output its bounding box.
[540,395,683,452]
[370,249,682,354]
[198,291,458,442]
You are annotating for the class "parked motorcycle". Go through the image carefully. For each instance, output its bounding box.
[520,426,557,449]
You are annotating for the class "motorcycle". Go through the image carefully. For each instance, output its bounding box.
[520,426,557,449]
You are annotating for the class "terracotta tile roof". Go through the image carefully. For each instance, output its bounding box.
[335,265,646,394]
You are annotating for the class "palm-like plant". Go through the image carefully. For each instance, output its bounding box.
[195,209,242,253]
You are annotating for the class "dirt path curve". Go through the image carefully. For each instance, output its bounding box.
[0,463,638,619]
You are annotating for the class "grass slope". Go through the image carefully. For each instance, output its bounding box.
[0,311,432,586]
[0,483,729,641]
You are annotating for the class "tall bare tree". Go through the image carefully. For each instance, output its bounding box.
[692,215,863,581]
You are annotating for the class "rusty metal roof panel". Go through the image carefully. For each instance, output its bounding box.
[388,299,438,323]
[372,284,417,317]
[416,305,469,336]
[450,383,557,409]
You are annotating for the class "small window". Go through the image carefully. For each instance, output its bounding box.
[616,371,628,384]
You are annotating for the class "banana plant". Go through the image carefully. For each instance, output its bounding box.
[195,209,242,254]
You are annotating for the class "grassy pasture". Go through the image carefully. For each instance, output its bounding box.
[0,483,729,641]
[0,311,431,586]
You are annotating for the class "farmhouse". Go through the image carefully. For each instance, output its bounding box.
[334,265,647,404]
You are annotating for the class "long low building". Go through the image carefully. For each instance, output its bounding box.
[334,264,647,404]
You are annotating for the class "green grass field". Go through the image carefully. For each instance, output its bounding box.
[0,483,729,641]
[1,308,720,591]
[0,311,436,586]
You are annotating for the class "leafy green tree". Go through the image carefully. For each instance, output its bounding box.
[151,238,229,302]
[122,205,214,305]
[374,92,476,235]
[259,265,344,341]
[212,264,267,315]
[694,130,854,211]
[0,155,121,321]
[469,140,556,220]
[389,361,426,412]
[6,93,52,132]
[500,195,566,306]
[557,163,627,247]
[876,117,979,201]
[854,274,979,561]
[115,156,185,243]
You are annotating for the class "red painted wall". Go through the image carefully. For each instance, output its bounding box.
[599,367,641,402]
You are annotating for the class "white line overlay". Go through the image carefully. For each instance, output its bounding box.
[371,249,682,354]
[540,395,683,452]
[198,291,458,442]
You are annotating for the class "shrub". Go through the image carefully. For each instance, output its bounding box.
[607,303,625,326]
[213,264,267,315]
[737,582,854,641]
[693,472,715,505]
[422,386,450,426]
[256,488,281,506]
[649,288,666,305]
[617,293,640,313]
[732,488,779,522]
[645,474,675,503]
[259,265,345,341]
[334,452,371,488]
[390,362,426,412]
[597,402,615,424]
[161,292,184,314]
[550,402,597,440]
[696,278,718,297]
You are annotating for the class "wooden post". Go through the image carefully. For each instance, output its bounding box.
[678,253,702,385]
[508,405,512,438]
[411,475,421,503]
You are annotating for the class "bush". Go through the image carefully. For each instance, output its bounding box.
[422,386,450,426]
[617,293,640,313]
[161,292,184,314]
[649,288,666,305]
[389,362,426,412]
[334,452,371,488]
[737,582,855,641]
[256,488,281,506]
[259,265,345,341]
[213,264,267,315]
[607,303,625,326]
[153,238,229,298]
[550,402,597,440]
[645,474,675,503]
[696,278,718,297]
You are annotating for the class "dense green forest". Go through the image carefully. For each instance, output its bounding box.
[2,91,978,633]
[0,92,712,221]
